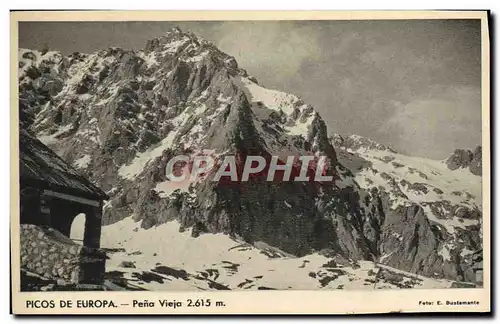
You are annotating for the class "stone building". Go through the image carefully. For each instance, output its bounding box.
[19,129,109,286]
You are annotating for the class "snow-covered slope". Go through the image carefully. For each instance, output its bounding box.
[93,217,457,291]
[335,134,481,231]
[333,134,482,281]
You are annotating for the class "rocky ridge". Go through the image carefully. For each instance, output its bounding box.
[445,147,482,176]
[331,134,482,284]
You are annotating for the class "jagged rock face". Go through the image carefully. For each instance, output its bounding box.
[331,133,397,153]
[446,149,473,170]
[469,146,482,176]
[18,28,481,283]
[331,134,482,283]
[330,133,345,148]
[445,146,482,176]
[379,204,441,274]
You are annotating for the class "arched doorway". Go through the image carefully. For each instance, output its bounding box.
[70,213,86,245]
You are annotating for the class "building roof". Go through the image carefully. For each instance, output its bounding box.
[19,129,108,201]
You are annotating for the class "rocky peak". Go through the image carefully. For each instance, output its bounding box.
[469,146,482,176]
[445,146,482,176]
[142,27,245,77]
[330,133,397,154]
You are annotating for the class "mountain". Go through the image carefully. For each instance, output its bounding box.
[18,27,482,289]
[332,134,482,282]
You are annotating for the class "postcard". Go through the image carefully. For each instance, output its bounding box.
[10,10,490,315]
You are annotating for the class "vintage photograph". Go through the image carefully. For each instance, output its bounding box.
[11,11,490,314]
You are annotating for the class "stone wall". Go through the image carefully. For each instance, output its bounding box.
[20,224,106,286]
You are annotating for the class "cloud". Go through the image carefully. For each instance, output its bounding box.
[379,86,482,159]
[210,22,322,85]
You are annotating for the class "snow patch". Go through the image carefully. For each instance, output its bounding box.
[234,76,300,115]
[379,252,394,263]
[73,155,91,169]
[284,113,315,136]
[162,37,189,54]
[118,131,178,180]
[138,51,159,68]
[38,124,73,145]
[183,51,209,63]
[438,245,452,262]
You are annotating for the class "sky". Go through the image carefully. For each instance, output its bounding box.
[19,20,482,159]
